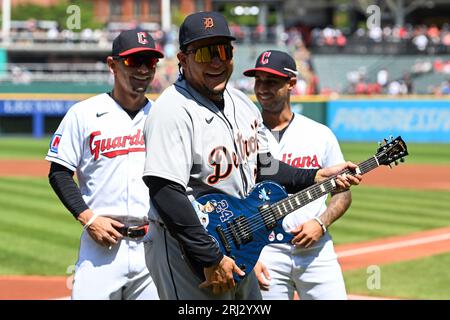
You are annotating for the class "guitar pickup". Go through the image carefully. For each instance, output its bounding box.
[216,225,232,255]
[259,204,277,230]
[228,216,253,248]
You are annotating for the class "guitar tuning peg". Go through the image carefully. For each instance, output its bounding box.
[389,135,394,141]
[400,158,405,163]
[394,160,399,166]
[388,164,393,169]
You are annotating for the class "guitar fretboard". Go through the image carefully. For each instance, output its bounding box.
[268,156,379,220]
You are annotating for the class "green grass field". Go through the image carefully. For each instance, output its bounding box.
[0,138,51,159]
[0,138,449,299]
[1,137,450,164]
[331,186,450,244]
[0,177,79,275]
[344,252,450,299]
[341,142,450,165]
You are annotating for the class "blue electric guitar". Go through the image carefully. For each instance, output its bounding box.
[191,136,408,281]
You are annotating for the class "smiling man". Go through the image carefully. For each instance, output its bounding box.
[142,12,361,300]
[46,28,164,299]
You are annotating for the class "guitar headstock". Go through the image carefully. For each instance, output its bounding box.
[376,136,408,167]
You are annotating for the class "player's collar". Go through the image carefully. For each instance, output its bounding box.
[175,78,226,114]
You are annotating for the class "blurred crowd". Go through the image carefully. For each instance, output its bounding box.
[2,19,449,96]
[311,24,450,53]
[340,57,450,96]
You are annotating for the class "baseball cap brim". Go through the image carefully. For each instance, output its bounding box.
[182,35,236,47]
[118,47,165,58]
[243,67,289,78]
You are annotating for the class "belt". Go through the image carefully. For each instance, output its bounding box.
[149,219,165,228]
[115,224,148,239]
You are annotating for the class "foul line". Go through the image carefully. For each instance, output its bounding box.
[337,233,450,258]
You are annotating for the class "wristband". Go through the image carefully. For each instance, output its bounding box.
[314,217,327,234]
[83,213,98,230]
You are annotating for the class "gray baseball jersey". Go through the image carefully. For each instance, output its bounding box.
[143,78,269,220]
[142,78,268,299]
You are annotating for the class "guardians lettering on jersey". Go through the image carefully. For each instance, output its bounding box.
[90,129,145,160]
[281,153,320,168]
[207,120,259,185]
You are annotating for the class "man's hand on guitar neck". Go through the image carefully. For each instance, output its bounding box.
[199,256,245,294]
[315,161,362,191]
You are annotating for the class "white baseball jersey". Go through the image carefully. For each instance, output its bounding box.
[45,93,158,300]
[266,113,345,232]
[259,112,347,300]
[45,93,150,221]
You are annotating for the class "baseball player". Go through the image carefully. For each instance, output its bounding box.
[142,11,361,300]
[244,50,351,300]
[45,29,164,300]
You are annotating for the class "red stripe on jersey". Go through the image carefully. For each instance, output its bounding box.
[102,148,145,158]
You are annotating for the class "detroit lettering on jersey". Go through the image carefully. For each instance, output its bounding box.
[281,153,320,168]
[207,120,259,185]
[89,129,145,160]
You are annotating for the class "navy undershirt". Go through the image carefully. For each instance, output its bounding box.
[266,113,295,143]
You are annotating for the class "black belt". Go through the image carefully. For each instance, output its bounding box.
[114,224,148,239]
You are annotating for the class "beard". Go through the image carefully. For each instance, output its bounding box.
[202,82,227,100]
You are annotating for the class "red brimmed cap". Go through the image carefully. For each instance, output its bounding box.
[112,28,164,58]
[243,50,298,78]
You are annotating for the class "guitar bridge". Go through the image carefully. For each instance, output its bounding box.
[216,226,232,255]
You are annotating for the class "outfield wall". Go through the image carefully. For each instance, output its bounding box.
[328,99,450,142]
[0,94,449,142]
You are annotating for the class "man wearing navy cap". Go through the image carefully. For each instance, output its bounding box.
[142,13,361,300]
[244,50,351,300]
[46,28,163,299]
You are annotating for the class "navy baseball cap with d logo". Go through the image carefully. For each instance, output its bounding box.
[243,50,298,78]
[179,11,236,49]
[112,28,164,58]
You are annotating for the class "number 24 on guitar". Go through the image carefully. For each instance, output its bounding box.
[191,136,409,281]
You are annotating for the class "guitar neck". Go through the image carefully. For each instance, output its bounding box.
[269,156,380,220]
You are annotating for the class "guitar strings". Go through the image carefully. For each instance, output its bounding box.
[243,159,375,237]
[220,144,404,244]
[218,159,376,243]
[220,160,374,243]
